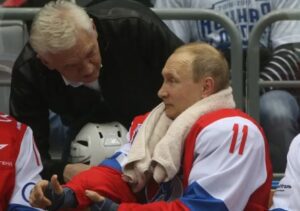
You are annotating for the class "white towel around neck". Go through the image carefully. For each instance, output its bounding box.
[122,86,236,192]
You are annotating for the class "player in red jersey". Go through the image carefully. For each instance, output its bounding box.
[0,113,42,210]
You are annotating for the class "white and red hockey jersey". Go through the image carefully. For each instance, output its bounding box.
[270,134,300,211]
[0,113,42,211]
[66,109,272,210]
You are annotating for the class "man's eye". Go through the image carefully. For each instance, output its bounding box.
[88,49,97,58]
[87,52,94,58]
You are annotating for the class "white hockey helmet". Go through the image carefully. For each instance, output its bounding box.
[69,122,128,166]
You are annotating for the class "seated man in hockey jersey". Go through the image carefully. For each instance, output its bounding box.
[269,134,300,210]
[0,113,43,210]
[29,43,272,211]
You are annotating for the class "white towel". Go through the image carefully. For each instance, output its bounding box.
[123,86,236,192]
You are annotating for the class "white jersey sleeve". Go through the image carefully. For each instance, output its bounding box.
[99,136,131,171]
[270,134,300,211]
[184,116,269,211]
[271,0,300,48]
[9,126,43,209]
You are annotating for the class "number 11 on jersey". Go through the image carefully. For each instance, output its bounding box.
[229,123,248,155]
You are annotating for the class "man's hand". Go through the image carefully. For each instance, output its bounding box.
[63,163,90,182]
[29,174,63,209]
[86,190,119,211]
[85,190,105,202]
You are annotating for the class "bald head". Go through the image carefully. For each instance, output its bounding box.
[174,42,230,93]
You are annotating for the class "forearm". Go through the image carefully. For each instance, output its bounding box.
[260,44,300,82]
[44,185,77,210]
[91,198,119,211]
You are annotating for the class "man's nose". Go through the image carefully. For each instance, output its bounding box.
[158,84,167,98]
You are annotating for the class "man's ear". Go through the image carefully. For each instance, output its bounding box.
[201,76,215,98]
[37,54,55,70]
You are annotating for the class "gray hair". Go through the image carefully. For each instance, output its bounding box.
[30,0,93,54]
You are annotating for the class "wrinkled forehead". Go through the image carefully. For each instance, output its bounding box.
[44,30,97,63]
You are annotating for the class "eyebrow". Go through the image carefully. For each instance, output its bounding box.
[163,68,178,77]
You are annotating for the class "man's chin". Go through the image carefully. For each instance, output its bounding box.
[164,110,176,120]
[82,75,98,83]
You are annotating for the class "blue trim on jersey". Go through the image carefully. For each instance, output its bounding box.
[22,182,35,202]
[8,204,38,211]
[180,182,228,211]
[272,180,280,189]
[99,152,122,172]
[270,209,287,211]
